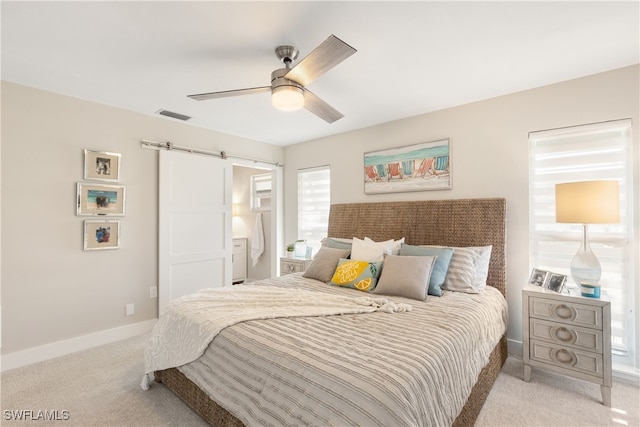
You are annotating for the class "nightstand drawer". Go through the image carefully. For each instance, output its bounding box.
[280,257,312,275]
[281,261,304,273]
[530,318,603,352]
[529,339,604,378]
[529,297,602,329]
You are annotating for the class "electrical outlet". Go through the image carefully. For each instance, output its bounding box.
[149,286,158,299]
[125,304,134,316]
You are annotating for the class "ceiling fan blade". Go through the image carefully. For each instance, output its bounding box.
[188,86,270,101]
[303,89,344,123]
[285,35,356,86]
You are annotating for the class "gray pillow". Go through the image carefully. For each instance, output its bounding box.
[373,254,436,300]
[399,244,454,296]
[302,247,351,282]
[324,237,353,250]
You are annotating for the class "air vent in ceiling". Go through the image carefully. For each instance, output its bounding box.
[156,109,191,121]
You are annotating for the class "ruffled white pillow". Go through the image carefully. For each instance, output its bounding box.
[351,237,395,262]
[364,236,405,255]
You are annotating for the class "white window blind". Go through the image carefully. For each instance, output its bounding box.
[298,166,331,253]
[529,119,635,366]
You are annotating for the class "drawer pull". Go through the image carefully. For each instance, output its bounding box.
[552,304,575,320]
[552,348,577,366]
[551,326,576,343]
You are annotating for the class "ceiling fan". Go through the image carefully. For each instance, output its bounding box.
[187,35,356,123]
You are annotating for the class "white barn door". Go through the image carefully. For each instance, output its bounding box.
[158,150,232,314]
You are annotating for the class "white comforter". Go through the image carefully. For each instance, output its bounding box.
[142,284,411,389]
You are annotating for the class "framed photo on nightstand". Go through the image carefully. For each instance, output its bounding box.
[528,268,550,287]
[546,273,567,293]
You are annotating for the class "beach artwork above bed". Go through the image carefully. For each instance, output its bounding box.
[364,138,451,194]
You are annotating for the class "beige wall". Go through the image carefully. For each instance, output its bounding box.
[283,65,640,355]
[1,82,283,355]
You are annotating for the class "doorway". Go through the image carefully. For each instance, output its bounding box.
[232,163,283,282]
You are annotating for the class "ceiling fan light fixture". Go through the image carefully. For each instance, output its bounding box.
[271,85,304,111]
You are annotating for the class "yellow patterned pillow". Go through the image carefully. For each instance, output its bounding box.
[329,258,383,292]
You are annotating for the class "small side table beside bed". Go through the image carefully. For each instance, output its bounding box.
[522,284,612,406]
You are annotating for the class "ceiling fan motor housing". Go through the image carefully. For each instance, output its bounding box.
[272,45,303,95]
[271,68,303,90]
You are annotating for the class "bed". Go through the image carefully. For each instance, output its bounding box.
[149,198,508,426]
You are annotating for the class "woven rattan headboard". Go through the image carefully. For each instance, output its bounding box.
[327,198,507,296]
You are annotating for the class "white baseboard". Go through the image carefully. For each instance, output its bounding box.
[612,365,640,385]
[1,319,157,372]
[507,338,523,358]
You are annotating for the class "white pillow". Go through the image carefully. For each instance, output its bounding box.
[441,246,492,293]
[351,237,395,262]
[364,236,405,255]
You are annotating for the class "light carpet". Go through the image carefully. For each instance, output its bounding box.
[1,333,638,426]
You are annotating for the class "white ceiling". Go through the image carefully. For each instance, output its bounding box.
[2,1,638,146]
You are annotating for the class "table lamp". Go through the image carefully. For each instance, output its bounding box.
[555,180,619,298]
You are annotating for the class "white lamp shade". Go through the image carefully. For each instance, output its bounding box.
[271,85,304,111]
[555,180,620,224]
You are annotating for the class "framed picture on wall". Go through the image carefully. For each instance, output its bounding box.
[84,149,121,182]
[77,182,125,216]
[84,220,120,250]
[364,138,451,194]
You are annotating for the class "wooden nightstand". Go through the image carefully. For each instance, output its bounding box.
[522,284,612,406]
[280,257,312,275]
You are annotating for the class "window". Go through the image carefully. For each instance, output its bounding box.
[250,173,272,211]
[297,166,330,254]
[529,119,635,368]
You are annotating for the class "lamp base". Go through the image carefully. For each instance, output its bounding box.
[580,284,601,298]
[570,224,601,289]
